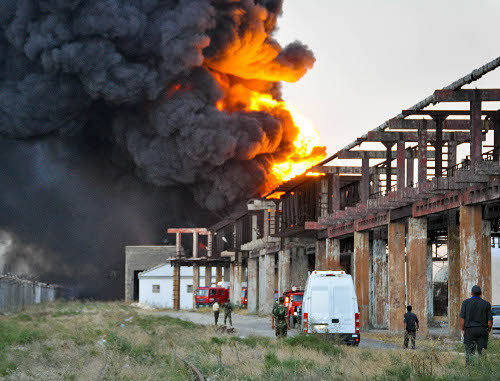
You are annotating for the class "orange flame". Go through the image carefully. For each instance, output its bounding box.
[213,85,326,189]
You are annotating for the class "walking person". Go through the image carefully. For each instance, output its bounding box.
[213,300,220,325]
[404,305,419,349]
[272,296,290,338]
[223,298,233,327]
[460,285,493,365]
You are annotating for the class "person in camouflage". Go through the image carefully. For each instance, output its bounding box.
[223,299,233,327]
[272,296,290,337]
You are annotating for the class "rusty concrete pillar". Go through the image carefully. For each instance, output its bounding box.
[448,212,461,336]
[193,264,200,309]
[326,238,341,270]
[384,142,394,191]
[173,263,180,310]
[406,154,414,187]
[388,220,406,333]
[278,249,291,294]
[397,141,405,190]
[332,173,340,211]
[354,231,370,329]
[493,116,500,162]
[205,266,212,287]
[176,232,182,257]
[216,265,223,284]
[433,117,444,177]
[481,220,492,303]
[407,217,429,334]
[470,90,482,166]
[224,264,230,281]
[448,140,457,171]
[315,240,326,270]
[259,253,275,315]
[459,205,492,302]
[418,121,428,185]
[372,168,380,195]
[372,238,388,329]
[361,157,370,203]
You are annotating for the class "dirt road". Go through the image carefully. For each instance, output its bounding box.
[155,310,399,349]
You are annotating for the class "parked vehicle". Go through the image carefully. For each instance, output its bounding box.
[241,287,248,307]
[283,287,304,328]
[493,305,500,330]
[301,270,360,345]
[194,287,229,308]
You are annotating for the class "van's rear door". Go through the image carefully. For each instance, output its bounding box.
[332,280,355,334]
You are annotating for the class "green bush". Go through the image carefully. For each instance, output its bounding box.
[0,320,42,349]
[0,353,16,377]
[135,315,197,331]
[284,334,343,357]
[264,351,280,369]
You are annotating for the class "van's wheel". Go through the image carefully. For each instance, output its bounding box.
[289,316,295,329]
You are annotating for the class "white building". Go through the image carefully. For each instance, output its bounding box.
[138,264,215,309]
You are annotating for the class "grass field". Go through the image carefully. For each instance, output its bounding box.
[0,301,498,380]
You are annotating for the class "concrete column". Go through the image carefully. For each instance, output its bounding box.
[326,238,341,270]
[418,121,428,185]
[459,205,492,302]
[407,217,429,334]
[372,238,388,329]
[291,247,308,287]
[278,249,291,294]
[248,257,259,314]
[315,240,326,270]
[173,263,180,310]
[192,233,199,258]
[231,258,243,306]
[448,214,461,337]
[176,232,182,257]
[205,266,212,287]
[207,232,213,257]
[388,221,406,333]
[224,265,230,282]
[259,253,275,315]
[193,264,200,308]
[216,265,223,284]
[397,141,405,190]
[427,243,434,325]
[354,231,370,329]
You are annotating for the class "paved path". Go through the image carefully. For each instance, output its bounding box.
[154,310,399,349]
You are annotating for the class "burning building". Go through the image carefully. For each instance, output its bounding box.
[0,1,323,297]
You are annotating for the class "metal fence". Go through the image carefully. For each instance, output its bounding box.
[0,275,60,313]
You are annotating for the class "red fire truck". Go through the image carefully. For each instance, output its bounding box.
[241,287,248,307]
[194,286,229,308]
[283,287,304,328]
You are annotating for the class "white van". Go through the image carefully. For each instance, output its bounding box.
[301,270,360,345]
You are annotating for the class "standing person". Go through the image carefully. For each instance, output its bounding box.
[460,285,493,365]
[404,305,419,349]
[272,296,290,338]
[212,300,220,326]
[223,298,233,327]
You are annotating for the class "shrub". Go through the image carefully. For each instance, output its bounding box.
[135,315,197,331]
[284,334,343,356]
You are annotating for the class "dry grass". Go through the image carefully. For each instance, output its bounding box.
[0,301,498,380]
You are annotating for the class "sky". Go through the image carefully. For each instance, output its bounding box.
[275,0,500,157]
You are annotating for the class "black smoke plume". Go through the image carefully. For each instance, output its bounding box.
[0,0,314,297]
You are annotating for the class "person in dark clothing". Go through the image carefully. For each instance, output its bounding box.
[404,305,419,349]
[460,285,493,365]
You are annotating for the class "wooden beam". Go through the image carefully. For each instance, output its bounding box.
[433,89,500,102]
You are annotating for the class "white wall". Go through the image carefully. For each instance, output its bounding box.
[138,264,217,309]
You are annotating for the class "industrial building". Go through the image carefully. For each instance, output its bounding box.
[162,57,500,336]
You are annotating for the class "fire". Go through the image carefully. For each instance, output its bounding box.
[246,93,326,184]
